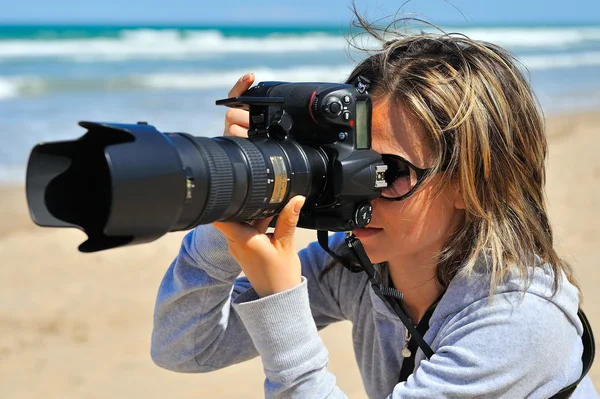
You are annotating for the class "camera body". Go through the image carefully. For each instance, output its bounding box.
[25,80,387,252]
[216,81,387,230]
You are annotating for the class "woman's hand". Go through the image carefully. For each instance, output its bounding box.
[213,195,305,298]
[224,72,255,138]
[215,73,305,298]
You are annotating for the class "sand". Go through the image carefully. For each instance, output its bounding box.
[1,110,599,398]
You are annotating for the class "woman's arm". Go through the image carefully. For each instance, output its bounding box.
[232,276,345,398]
[150,224,349,373]
[150,224,257,372]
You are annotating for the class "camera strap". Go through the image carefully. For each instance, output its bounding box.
[548,308,596,398]
[316,231,596,396]
[317,230,434,359]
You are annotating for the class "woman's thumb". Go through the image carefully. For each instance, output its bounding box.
[272,196,305,248]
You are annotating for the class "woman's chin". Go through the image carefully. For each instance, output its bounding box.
[352,227,387,264]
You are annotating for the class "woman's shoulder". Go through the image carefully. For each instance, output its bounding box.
[434,255,582,335]
[422,260,586,399]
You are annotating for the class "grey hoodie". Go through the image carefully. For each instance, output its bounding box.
[151,225,599,398]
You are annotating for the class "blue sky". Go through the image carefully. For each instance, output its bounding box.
[2,0,600,25]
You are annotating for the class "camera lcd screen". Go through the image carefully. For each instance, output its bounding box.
[355,100,369,149]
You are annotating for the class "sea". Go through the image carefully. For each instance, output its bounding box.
[1,23,600,184]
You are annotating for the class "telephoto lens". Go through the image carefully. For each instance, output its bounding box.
[26,121,327,252]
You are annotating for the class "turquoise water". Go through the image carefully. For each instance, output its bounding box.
[0,24,347,39]
[1,23,600,183]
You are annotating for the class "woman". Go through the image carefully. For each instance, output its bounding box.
[150,20,599,398]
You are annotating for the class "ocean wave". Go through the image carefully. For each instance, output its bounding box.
[519,51,600,70]
[2,50,600,100]
[0,65,354,99]
[2,26,600,62]
[0,78,18,99]
[139,66,354,89]
[0,29,348,61]
[454,26,600,49]
[0,76,51,99]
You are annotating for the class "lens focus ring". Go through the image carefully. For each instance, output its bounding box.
[194,139,234,224]
[222,136,268,221]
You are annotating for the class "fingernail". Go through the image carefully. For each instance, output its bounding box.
[294,196,306,214]
[242,72,253,82]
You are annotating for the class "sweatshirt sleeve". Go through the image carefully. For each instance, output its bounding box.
[150,224,256,372]
[150,225,349,373]
[232,277,347,399]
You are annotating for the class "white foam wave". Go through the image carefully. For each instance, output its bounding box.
[0,79,18,99]
[0,29,348,61]
[2,50,600,101]
[0,65,354,99]
[430,26,600,49]
[3,26,600,62]
[139,66,354,90]
[519,51,600,70]
[0,76,46,99]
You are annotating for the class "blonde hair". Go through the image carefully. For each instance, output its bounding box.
[341,16,580,298]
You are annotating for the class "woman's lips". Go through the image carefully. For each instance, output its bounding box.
[352,226,383,239]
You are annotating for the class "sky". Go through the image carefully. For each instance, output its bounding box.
[1,0,600,25]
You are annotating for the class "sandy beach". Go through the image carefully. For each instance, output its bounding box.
[1,109,599,398]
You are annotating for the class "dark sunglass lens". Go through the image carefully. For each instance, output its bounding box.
[382,155,408,183]
[381,155,418,198]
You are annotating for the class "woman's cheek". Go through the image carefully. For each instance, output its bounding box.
[367,202,423,257]
[375,192,445,253]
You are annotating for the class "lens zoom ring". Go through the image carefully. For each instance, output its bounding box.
[195,139,234,224]
[223,137,268,221]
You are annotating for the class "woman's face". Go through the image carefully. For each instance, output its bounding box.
[352,96,465,266]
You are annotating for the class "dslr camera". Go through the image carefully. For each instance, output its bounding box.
[25,79,388,252]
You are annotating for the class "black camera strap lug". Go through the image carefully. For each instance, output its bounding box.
[353,75,371,94]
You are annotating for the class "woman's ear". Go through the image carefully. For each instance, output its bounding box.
[453,181,466,210]
[454,195,465,210]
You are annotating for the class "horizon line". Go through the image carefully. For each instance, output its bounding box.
[1,19,600,28]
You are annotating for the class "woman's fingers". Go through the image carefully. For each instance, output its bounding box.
[213,216,272,244]
[225,123,249,138]
[224,107,251,137]
[251,217,274,234]
[213,221,257,244]
[272,196,305,249]
[225,108,251,127]
[223,73,254,137]
[228,72,255,98]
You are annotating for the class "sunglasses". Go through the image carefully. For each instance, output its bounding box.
[380,153,432,201]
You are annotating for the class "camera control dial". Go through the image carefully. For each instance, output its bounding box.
[322,97,343,117]
[354,202,373,227]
